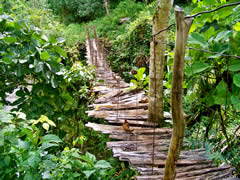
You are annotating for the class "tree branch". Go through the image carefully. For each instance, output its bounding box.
[185,2,240,19]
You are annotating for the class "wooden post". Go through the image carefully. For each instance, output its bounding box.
[148,0,173,126]
[86,26,93,65]
[163,6,193,180]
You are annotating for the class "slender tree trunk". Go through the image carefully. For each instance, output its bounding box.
[148,0,173,126]
[104,0,110,16]
[163,6,193,180]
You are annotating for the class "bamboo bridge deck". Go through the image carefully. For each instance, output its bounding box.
[84,38,234,179]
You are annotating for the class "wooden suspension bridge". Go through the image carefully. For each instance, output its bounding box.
[84,26,234,180]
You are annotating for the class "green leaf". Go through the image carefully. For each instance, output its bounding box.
[16,63,23,77]
[54,46,67,58]
[51,76,58,88]
[80,152,96,164]
[94,160,112,169]
[188,32,208,48]
[42,123,49,131]
[41,142,58,150]
[17,139,29,150]
[192,62,210,74]
[3,36,17,43]
[40,134,62,144]
[27,151,41,168]
[134,67,145,81]
[40,51,49,61]
[2,57,12,64]
[0,130,4,146]
[35,62,44,73]
[234,22,240,31]
[83,170,96,178]
[229,63,240,72]
[215,31,232,42]
[0,110,13,123]
[231,95,240,110]
[57,37,65,44]
[233,73,240,87]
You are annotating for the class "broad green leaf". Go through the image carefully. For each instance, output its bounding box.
[4,36,17,43]
[2,57,12,64]
[188,32,208,48]
[214,81,231,105]
[0,110,13,123]
[42,123,49,131]
[203,27,215,40]
[27,151,41,168]
[54,46,67,58]
[215,31,232,42]
[80,152,96,164]
[233,73,240,87]
[17,139,29,150]
[229,63,240,72]
[41,142,58,150]
[40,51,49,61]
[24,172,34,180]
[40,134,62,144]
[192,62,210,74]
[94,160,112,169]
[234,22,240,31]
[83,170,96,178]
[231,95,240,110]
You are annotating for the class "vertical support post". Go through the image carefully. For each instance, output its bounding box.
[86,26,93,65]
[163,6,193,180]
[148,0,173,126]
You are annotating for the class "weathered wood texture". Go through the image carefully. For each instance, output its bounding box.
[84,35,233,179]
[163,6,194,180]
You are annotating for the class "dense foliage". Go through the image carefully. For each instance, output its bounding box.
[0,108,116,179]
[183,1,240,171]
[47,0,105,23]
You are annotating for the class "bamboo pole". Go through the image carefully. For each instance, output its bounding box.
[163,6,193,180]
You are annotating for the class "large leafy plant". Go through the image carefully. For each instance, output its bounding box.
[183,1,240,171]
[0,15,95,143]
[0,107,115,179]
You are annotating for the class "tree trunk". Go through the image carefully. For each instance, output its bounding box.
[163,6,193,180]
[148,0,173,126]
[104,0,110,16]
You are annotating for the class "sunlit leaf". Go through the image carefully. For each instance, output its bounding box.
[42,123,49,131]
[234,22,240,31]
[54,46,67,58]
[40,51,49,60]
[40,134,62,144]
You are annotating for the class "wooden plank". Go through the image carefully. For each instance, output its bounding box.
[92,102,148,111]
[106,119,157,127]
[85,122,172,134]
